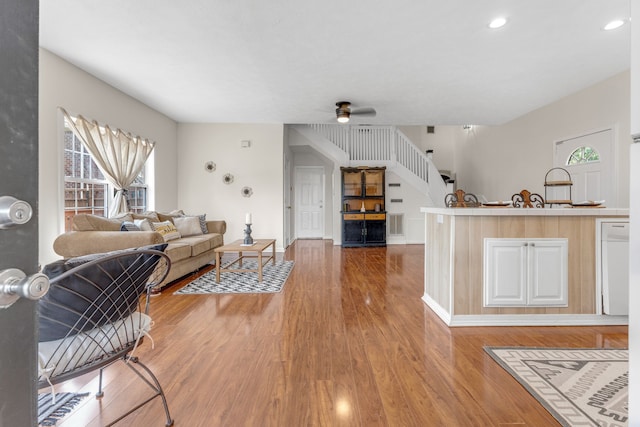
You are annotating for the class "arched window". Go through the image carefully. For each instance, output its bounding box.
[566,146,600,165]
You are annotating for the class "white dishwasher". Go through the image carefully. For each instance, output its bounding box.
[601,221,629,315]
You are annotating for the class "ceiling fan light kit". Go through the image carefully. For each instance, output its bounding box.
[335,101,376,124]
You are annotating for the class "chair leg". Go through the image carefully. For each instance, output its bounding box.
[103,356,174,427]
[96,367,105,398]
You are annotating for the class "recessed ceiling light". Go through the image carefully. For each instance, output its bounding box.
[488,17,507,29]
[603,20,625,31]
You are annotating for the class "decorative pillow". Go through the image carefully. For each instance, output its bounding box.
[151,220,181,242]
[120,221,141,232]
[38,244,168,342]
[198,214,208,234]
[157,210,185,223]
[132,212,159,222]
[133,218,153,231]
[180,213,207,233]
[173,216,203,237]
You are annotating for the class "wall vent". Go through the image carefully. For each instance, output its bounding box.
[389,214,404,236]
[427,126,435,134]
[390,198,403,203]
[388,183,401,187]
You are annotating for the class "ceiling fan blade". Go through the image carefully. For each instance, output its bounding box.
[351,107,377,117]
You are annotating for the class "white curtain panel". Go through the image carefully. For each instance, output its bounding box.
[62,109,155,216]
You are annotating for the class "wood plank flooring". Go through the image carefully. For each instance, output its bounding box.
[54,240,627,426]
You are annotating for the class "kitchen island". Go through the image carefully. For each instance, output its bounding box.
[421,206,629,326]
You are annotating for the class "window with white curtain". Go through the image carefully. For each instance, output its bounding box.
[63,117,149,231]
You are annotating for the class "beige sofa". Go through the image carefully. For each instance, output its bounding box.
[53,211,226,288]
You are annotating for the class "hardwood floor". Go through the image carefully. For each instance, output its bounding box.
[56,240,627,426]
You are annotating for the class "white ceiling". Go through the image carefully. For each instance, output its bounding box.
[39,0,630,125]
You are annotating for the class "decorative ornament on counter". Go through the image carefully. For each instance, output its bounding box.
[223,173,234,184]
[360,201,366,212]
[241,186,253,198]
[204,161,216,173]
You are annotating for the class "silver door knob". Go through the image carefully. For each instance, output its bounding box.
[0,196,33,229]
[0,268,49,309]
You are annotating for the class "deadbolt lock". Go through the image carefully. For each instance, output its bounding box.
[0,196,33,229]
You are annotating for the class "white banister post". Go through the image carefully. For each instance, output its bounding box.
[391,127,397,167]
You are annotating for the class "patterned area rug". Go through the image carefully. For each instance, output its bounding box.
[485,347,628,427]
[38,392,89,426]
[174,260,294,294]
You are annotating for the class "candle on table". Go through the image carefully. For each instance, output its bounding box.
[245,213,252,224]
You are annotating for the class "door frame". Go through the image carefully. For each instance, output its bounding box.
[552,125,618,207]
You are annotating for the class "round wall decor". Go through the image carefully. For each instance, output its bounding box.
[204,161,216,172]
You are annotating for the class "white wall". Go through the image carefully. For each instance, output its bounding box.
[453,71,631,207]
[399,125,456,175]
[176,123,285,251]
[386,170,429,244]
[38,49,178,265]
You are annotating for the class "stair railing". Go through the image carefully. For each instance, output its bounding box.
[307,124,448,206]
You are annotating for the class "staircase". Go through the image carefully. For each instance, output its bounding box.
[290,124,448,207]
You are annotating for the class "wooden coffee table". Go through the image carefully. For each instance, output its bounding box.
[214,239,276,283]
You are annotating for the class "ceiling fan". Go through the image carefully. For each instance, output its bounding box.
[335,101,376,123]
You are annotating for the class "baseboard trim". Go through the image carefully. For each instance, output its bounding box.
[421,294,628,327]
[447,314,628,327]
[421,294,451,325]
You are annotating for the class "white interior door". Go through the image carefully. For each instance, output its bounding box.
[554,129,615,205]
[295,166,324,239]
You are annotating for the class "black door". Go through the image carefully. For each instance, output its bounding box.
[0,0,40,425]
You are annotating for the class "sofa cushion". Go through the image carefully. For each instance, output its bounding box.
[181,233,223,251]
[72,214,132,231]
[173,216,203,237]
[176,235,213,256]
[163,242,192,262]
[151,220,182,242]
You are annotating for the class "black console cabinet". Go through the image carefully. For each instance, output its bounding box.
[341,166,386,247]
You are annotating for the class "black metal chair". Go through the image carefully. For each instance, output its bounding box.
[37,245,173,427]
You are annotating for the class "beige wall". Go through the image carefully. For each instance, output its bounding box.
[176,123,285,250]
[38,49,178,265]
[453,71,631,206]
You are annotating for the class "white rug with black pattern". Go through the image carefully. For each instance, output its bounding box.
[174,260,294,294]
[485,347,628,427]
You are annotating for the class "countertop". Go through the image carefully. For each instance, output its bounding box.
[420,207,629,217]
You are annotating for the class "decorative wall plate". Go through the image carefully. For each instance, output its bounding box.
[204,161,216,172]
[223,173,234,184]
[241,186,253,197]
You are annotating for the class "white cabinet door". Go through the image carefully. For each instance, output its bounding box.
[484,240,527,306]
[527,240,568,306]
[484,239,568,307]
